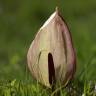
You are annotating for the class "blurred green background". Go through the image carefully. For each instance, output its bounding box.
[0,0,96,81]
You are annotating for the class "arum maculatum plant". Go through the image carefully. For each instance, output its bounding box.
[27,7,76,89]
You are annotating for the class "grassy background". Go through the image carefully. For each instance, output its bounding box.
[0,0,96,95]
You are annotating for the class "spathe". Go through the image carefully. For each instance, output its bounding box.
[27,8,76,88]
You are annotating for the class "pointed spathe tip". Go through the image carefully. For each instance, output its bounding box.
[55,6,59,11]
[55,6,61,16]
[55,6,59,13]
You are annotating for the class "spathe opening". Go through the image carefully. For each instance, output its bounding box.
[48,53,55,85]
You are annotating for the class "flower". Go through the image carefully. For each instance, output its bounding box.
[27,8,76,88]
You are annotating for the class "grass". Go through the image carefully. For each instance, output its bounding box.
[0,79,96,96]
[0,76,96,96]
